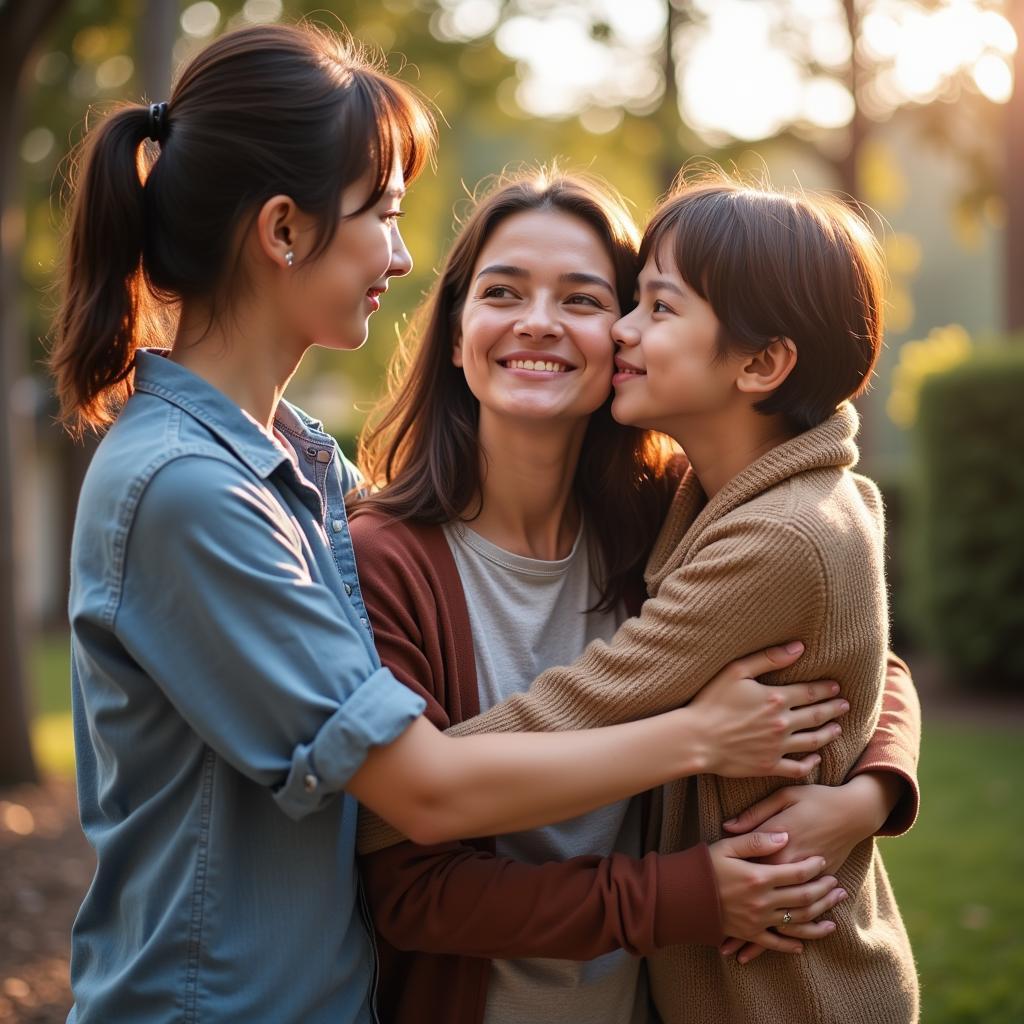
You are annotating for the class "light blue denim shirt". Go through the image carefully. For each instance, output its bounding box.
[67,350,425,1024]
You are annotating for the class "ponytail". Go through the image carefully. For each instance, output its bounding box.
[51,105,162,435]
[49,23,435,437]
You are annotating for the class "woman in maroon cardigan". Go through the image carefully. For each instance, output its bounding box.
[350,170,920,1024]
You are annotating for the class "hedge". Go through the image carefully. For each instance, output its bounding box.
[906,343,1024,685]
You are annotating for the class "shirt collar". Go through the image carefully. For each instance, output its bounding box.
[133,349,297,480]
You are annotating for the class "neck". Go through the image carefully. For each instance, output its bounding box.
[170,298,305,429]
[467,411,589,560]
[669,405,796,500]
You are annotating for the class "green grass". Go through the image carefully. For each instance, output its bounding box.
[28,634,1024,1022]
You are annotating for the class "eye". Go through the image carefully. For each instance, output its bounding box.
[381,210,405,225]
[482,284,518,299]
[652,299,673,314]
[565,293,605,308]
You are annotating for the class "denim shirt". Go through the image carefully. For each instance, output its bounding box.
[67,350,425,1024]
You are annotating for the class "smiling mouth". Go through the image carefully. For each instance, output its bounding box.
[500,358,573,373]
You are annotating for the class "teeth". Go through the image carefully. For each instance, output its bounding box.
[506,359,568,372]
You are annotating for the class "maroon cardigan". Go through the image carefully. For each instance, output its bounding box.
[350,509,921,1024]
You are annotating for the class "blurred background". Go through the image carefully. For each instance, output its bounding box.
[1,1,1022,1021]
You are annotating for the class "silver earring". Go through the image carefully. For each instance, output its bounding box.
[284,250,295,268]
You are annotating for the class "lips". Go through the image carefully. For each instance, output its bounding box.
[614,356,646,376]
[365,286,386,313]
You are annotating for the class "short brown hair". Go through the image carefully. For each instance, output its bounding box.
[641,174,886,431]
[356,168,675,611]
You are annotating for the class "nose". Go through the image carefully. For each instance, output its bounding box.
[612,308,641,347]
[515,295,562,340]
[387,222,413,279]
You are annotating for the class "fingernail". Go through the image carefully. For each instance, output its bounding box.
[837,889,848,900]
[723,817,737,826]
[839,701,850,712]
[785,641,804,654]
[771,832,788,842]
[823,921,836,932]
[830,683,840,695]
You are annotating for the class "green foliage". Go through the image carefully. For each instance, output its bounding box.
[906,342,1024,685]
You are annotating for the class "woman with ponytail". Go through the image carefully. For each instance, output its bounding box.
[53,24,846,1024]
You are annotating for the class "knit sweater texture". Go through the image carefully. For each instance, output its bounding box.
[359,404,918,1023]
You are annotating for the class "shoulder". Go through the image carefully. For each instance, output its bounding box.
[349,507,457,591]
[708,468,884,571]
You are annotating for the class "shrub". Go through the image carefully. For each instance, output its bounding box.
[906,341,1024,686]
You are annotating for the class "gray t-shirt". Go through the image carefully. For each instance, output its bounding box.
[443,522,652,1024]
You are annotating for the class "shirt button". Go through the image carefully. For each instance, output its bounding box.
[331,519,344,533]
[316,450,332,463]
[303,773,319,793]
[344,582,353,596]
[360,617,368,627]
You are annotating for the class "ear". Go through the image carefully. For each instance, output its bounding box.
[254,194,302,268]
[452,332,464,368]
[736,338,797,396]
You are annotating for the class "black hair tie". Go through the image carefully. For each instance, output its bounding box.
[148,102,169,145]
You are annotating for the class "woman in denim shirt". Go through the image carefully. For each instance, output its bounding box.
[50,23,847,1024]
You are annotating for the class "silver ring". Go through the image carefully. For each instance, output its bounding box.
[781,910,793,926]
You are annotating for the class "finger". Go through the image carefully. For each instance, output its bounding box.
[782,724,842,755]
[779,919,838,940]
[772,876,839,913]
[735,942,769,964]
[718,830,790,859]
[780,886,848,924]
[728,642,806,680]
[722,790,790,832]
[787,697,849,731]
[775,678,841,709]
[719,937,745,957]
[758,855,827,888]
[744,930,803,956]
[767,754,821,780]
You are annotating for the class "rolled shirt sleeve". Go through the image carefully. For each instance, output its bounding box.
[115,454,425,819]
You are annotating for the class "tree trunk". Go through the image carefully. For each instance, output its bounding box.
[839,0,866,202]
[138,0,178,101]
[1006,0,1024,333]
[0,0,68,784]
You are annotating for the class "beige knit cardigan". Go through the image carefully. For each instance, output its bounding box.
[359,405,918,1023]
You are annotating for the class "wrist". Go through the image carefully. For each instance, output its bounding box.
[669,707,710,778]
[844,772,899,836]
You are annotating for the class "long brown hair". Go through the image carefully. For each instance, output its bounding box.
[642,171,886,431]
[51,23,435,436]
[357,169,675,611]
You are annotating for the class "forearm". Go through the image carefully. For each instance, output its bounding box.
[847,651,921,835]
[349,710,706,845]
[361,839,720,959]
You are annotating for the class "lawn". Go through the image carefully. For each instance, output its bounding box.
[27,633,1024,1023]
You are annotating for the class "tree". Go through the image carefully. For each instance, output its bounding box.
[1007,0,1024,331]
[0,0,69,784]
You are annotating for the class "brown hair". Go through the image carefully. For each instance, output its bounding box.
[356,169,675,610]
[51,23,435,435]
[641,172,886,431]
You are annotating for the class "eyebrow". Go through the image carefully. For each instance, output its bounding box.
[642,278,688,298]
[475,264,615,293]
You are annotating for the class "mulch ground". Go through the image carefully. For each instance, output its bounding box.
[0,780,90,1023]
[1,660,1021,1022]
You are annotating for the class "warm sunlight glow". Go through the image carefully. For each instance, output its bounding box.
[438,0,1018,136]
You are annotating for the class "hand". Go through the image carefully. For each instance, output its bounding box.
[717,774,900,963]
[708,831,848,954]
[690,642,849,780]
